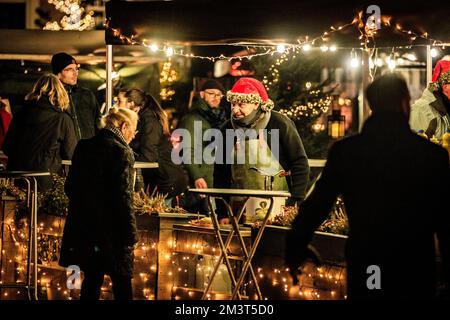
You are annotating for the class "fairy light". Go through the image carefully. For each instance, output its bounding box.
[302,44,312,52]
[430,48,439,58]
[45,0,94,31]
[276,44,286,53]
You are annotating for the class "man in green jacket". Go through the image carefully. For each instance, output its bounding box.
[177,79,226,213]
[178,80,226,189]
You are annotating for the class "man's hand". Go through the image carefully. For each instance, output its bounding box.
[285,244,322,285]
[194,178,208,189]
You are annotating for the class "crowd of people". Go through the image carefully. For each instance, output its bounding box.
[0,52,449,300]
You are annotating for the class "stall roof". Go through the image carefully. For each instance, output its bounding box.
[105,0,450,47]
[0,29,161,64]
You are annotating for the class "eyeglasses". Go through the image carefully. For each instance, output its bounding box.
[204,91,224,99]
[63,67,80,73]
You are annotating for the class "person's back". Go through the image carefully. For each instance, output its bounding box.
[287,74,450,299]
[3,75,77,191]
[60,107,139,300]
[328,113,448,298]
[63,129,134,251]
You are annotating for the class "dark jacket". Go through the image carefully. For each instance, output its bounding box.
[287,113,450,299]
[65,84,101,140]
[130,108,188,197]
[214,111,310,201]
[178,98,226,187]
[59,129,138,276]
[3,98,77,191]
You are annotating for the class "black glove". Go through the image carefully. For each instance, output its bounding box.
[285,244,322,285]
[285,197,302,207]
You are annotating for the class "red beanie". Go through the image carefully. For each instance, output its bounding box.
[226,77,274,111]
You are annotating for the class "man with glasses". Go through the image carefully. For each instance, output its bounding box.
[51,52,101,140]
[178,79,226,214]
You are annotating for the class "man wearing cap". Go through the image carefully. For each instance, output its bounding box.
[410,58,450,140]
[214,77,310,214]
[178,80,226,190]
[51,52,101,140]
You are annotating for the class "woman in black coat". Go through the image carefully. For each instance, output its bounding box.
[124,89,188,201]
[3,73,77,191]
[59,107,139,300]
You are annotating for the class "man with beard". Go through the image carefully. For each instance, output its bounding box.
[51,52,101,140]
[410,58,450,140]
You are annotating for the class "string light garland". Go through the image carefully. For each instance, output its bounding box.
[106,12,446,63]
[278,89,332,120]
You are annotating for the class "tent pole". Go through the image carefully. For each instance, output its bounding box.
[106,44,113,113]
[359,48,371,131]
[426,45,432,84]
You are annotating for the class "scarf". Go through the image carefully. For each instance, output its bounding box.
[104,122,128,146]
[231,108,271,131]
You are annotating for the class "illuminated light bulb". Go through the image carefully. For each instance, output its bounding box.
[350,57,360,68]
[320,45,329,52]
[376,58,383,67]
[302,44,312,52]
[276,44,286,53]
[149,44,158,52]
[330,45,337,52]
[165,47,174,57]
[430,48,439,58]
[388,59,396,70]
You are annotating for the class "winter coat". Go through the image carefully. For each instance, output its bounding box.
[410,88,450,139]
[65,84,101,140]
[177,98,226,187]
[214,111,310,201]
[130,108,188,198]
[59,129,138,276]
[287,113,450,299]
[3,98,77,191]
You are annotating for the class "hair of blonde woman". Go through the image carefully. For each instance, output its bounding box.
[100,106,138,129]
[25,73,69,111]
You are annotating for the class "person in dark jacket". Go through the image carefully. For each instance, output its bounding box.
[51,52,101,140]
[124,89,188,200]
[214,77,310,222]
[59,107,139,300]
[3,74,77,191]
[177,79,226,213]
[286,74,450,299]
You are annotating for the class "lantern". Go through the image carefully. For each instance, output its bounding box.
[328,109,345,139]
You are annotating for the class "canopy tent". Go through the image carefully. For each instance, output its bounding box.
[105,0,450,47]
[104,0,450,124]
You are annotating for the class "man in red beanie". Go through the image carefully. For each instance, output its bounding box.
[410,58,450,140]
[214,77,310,222]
